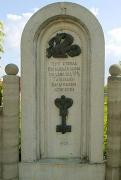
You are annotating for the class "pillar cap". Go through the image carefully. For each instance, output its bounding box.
[109,64,121,76]
[5,64,19,75]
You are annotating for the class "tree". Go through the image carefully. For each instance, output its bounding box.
[0,21,4,58]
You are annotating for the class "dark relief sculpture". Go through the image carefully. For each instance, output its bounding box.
[47,33,81,58]
[55,95,73,134]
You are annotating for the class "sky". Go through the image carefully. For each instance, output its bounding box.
[1,0,121,84]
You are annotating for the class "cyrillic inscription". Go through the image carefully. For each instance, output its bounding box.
[47,60,81,92]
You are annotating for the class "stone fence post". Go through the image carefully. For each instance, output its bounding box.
[0,107,3,179]
[2,64,20,180]
[106,64,121,180]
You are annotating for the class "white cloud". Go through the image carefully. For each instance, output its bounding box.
[5,6,99,51]
[106,28,121,58]
[22,12,33,18]
[104,27,121,82]
[90,7,99,16]
[5,8,38,49]
[1,8,39,75]
[7,14,22,21]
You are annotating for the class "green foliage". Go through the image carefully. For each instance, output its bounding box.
[104,95,107,158]
[0,21,4,56]
[104,85,107,93]
[0,81,2,106]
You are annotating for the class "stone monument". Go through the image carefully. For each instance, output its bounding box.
[19,2,105,180]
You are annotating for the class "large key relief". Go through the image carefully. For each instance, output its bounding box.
[55,95,73,134]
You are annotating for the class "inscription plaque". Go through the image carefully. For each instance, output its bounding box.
[46,30,82,157]
[47,60,81,93]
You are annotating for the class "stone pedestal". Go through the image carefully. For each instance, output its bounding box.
[2,64,19,180]
[106,64,121,180]
[20,2,105,180]
[19,161,105,180]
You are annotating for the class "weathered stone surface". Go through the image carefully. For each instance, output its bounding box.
[109,64,121,76]
[2,163,18,179]
[2,130,19,147]
[21,1,104,162]
[2,69,20,180]
[2,116,19,130]
[0,107,3,178]
[2,147,19,163]
[106,67,121,179]
[106,167,121,180]
[5,64,19,75]
[20,2,105,180]
[19,162,105,180]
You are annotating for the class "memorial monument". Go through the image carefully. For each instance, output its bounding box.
[19,2,105,180]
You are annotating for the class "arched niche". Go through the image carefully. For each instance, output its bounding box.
[21,2,104,163]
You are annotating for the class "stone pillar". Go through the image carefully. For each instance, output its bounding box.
[2,64,20,180]
[0,107,3,179]
[106,64,121,180]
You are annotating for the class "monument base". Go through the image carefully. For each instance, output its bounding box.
[19,159,105,180]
